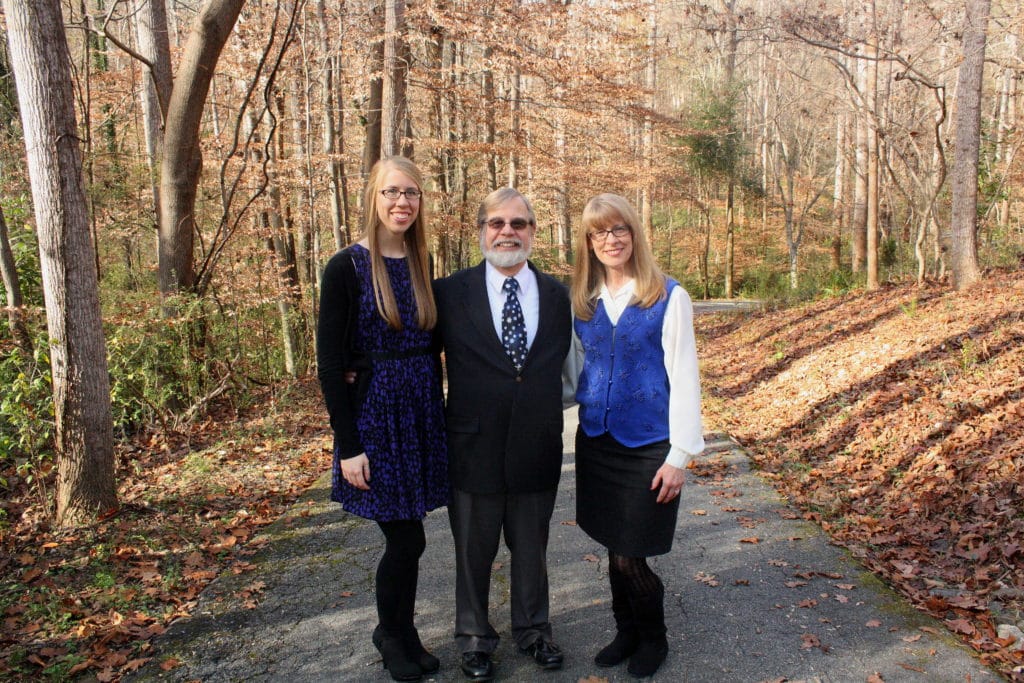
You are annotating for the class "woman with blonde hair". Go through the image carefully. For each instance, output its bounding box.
[317,156,447,681]
[568,193,704,678]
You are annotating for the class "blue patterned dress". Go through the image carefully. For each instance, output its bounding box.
[327,244,448,521]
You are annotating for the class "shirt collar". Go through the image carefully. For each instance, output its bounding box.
[599,278,636,302]
[486,260,534,296]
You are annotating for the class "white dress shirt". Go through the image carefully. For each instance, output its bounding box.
[485,260,540,349]
[565,278,705,469]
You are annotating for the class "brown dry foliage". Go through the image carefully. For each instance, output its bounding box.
[698,268,1024,680]
[0,379,328,681]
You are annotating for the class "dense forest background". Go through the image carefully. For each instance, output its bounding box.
[0,0,1021,560]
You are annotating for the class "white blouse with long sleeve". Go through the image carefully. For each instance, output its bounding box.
[563,279,705,469]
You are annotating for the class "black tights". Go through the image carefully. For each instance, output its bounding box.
[608,552,663,599]
[376,519,426,634]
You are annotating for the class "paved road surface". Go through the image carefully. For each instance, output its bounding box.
[130,407,999,682]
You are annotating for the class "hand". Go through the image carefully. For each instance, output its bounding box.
[341,453,371,490]
[651,462,685,504]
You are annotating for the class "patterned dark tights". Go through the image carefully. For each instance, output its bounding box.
[608,551,663,599]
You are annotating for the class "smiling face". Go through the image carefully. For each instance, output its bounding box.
[589,214,634,276]
[376,168,421,240]
[479,196,535,274]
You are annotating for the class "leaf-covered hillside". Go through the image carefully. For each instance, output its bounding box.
[697,269,1024,679]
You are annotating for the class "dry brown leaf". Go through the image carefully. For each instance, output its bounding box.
[159,657,181,671]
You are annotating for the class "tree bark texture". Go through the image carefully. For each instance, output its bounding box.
[4,0,117,524]
[159,0,245,300]
[831,110,846,270]
[723,0,738,298]
[851,54,868,273]
[362,0,384,174]
[133,0,174,243]
[482,45,497,190]
[946,0,989,290]
[865,36,880,290]
[0,204,32,351]
[381,0,410,159]
[315,0,349,250]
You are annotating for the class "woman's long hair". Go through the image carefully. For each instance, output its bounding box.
[363,156,437,330]
[571,193,667,321]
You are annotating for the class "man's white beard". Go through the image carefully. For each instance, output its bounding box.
[480,234,531,269]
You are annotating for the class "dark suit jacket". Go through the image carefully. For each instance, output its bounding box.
[435,261,571,494]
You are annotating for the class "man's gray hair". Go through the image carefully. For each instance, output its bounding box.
[477,187,536,227]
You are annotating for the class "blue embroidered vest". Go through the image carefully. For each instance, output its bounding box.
[574,279,678,447]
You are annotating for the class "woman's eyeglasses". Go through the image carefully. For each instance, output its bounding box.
[381,188,422,200]
[589,225,631,242]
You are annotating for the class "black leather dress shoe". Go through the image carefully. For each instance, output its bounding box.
[460,651,494,681]
[519,639,564,670]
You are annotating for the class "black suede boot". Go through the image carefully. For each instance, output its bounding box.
[401,626,440,674]
[595,568,639,667]
[626,581,668,678]
[373,625,423,682]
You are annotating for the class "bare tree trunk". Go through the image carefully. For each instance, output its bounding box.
[758,0,770,233]
[159,0,245,301]
[508,66,522,187]
[640,0,657,244]
[831,109,847,270]
[426,18,450,274]
[775,140,800,290]
[865,29,880,290]
[4,0,117,525]
[697,184,712,299]
[0,204,31,351]
[851,53,868,273]
[994,32,1017,228]
[133,0,173,258]
[482,44,498,189]
[362,0,384,174]
[316,0,349,250]
[946,0,989,291]
[722,0,738,298]
[554,118,571,264]
[382,0,410,158]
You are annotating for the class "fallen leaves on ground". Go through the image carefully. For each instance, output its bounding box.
[698,269,1024,680]
[0,378,327,681]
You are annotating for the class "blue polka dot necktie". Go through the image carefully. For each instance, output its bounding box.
[501,277,528,372]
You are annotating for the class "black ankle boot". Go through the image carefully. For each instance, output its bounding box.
[626,582,668,678]
[595,630,641,667]
[627,635,668,677]
[401,627,440,674]
[372,625,422,682]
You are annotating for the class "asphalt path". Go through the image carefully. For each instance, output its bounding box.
[130,407,1000,682]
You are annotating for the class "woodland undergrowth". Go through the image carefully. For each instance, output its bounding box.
[698,267,1024,680]
[0,380,331,681]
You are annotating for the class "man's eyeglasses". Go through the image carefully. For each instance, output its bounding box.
[589,225,631,242]
[381,188,422,201]
[484,218,532,231]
